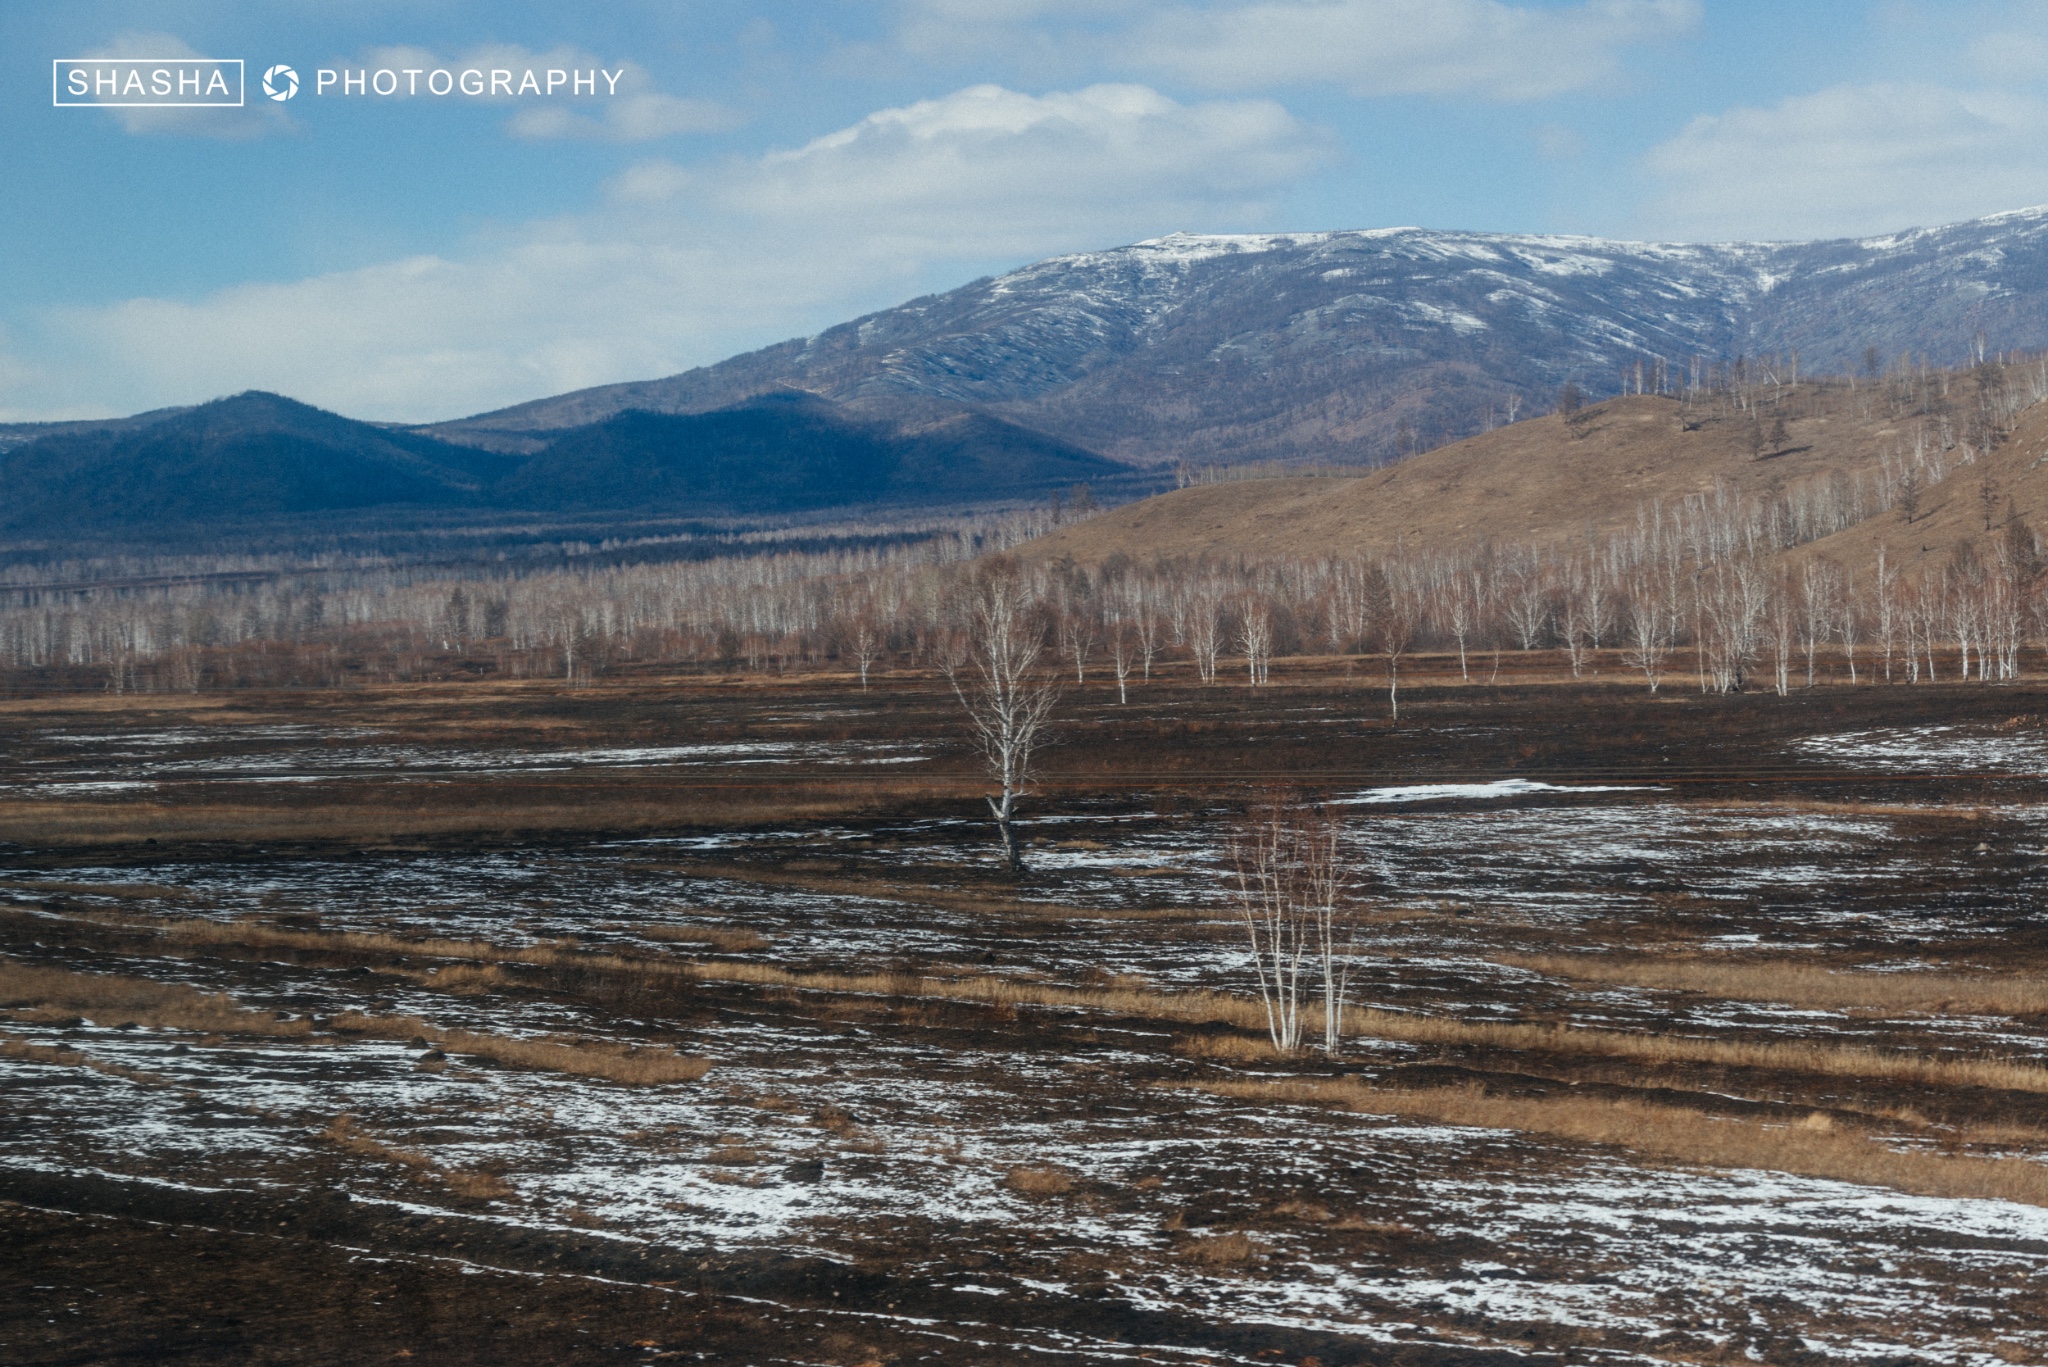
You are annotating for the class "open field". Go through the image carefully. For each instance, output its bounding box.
[8,661,2048,1363]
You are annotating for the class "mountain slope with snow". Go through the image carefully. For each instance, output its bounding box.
[431,207,2048,467]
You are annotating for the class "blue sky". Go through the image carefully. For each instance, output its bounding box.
[9,0,2048,422]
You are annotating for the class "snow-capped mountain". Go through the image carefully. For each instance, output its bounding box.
[435,207,2048,467]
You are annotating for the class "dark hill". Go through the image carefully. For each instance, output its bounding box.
[498,393,1126,514]
[0,390,1129,536]
[0,392,516,530]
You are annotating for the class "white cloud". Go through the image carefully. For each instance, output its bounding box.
[899,0,1699,100]
[1639,82,2048,241]
[1,84,1324,422]
[1967,23,2048,82]
[509,93,742,141]
[724,84,1324,249]
[1140,0,1697,98]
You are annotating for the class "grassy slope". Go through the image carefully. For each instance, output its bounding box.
[1020,387,2048,570]
[1791,396,2048,575]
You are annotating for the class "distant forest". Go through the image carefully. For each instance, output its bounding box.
[0,356,2041,701]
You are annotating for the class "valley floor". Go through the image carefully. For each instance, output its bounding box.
[5,662,2048,1364]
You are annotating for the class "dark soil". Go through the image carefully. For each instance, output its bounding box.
[6,661,2048,1363]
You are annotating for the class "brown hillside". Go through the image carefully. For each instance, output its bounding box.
[1020,388,2014,566]
[1792,396,2048,576]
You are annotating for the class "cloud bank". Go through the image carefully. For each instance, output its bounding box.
[2,84,1325,422]
[900,0,1699,100]
[1641,83,2048,242]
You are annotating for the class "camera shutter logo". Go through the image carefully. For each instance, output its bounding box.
[262,65,297,101]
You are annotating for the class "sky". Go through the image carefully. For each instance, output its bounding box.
[10,0,2048,424]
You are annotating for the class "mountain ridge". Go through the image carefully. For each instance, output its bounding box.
[426,206,2048,468]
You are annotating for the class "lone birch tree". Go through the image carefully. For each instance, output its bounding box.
[948,563,1061,875]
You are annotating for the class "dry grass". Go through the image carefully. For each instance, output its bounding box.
[687,960,2048,1097]
[321,1115,517,1202]
[0,958,312,1037]
[0,957,707,1086]
[0,1035,168,1085]
[1196,1077,2048,1208]
[813,1105,863,1137]
[1003,1164,1076,1196]
[1019,391,1902,566]
[1181,1231,1261,1267]
[1504,952,2048,1018]
[328,1010,712,1085]
[1174,1032,1284,1062]
[0,779,945,848]
[320,1115,435,1171]
[415,963,513,994]
[107,915,2048,1096]
[443,1169,517,1202]
[441,1029,708,1086]
[636,924,769,953]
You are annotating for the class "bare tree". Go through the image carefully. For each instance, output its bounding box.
[947,564,1061,875]
[1798,560,1837,687]
[1376,570,1422,721]
[1188,591,1223,683]
[847,618,883,690]
[1058,609,1096,684]
[1836,587,1861,684]
[1107,617,1137,704]
[1620,579,1670,692]
[1443,577,1473,681]
[1237,597,1273,686]
[1300,814,1354,1055]
[1502,566,1550,650]
[1228,801,1355,1056]
[1559,583,1590,680]
[1768,580,1794,696]
[1874,544,1897,682]
[1129,588,1163,682]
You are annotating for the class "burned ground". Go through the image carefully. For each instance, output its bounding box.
[6,657,2048,1364]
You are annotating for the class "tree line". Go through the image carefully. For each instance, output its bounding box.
[0,358,2044,696]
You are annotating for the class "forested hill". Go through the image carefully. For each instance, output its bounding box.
[0,390,1130,534]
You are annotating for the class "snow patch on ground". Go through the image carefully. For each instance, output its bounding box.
[1337,779,1657,804]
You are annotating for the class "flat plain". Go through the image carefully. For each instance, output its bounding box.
[6,659,2048,1365]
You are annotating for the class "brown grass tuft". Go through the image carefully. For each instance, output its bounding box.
[328,1009,712,1085]
[100,915,2048,1098]
[1503,951,2048,1018]
[1003,1164,1076,1196]
[444,1169,517,1202]
[0,958,310,1037]
[1182,1230,1260,1267]
[813,1104,863,1136]
[1174,1032,1284,1062]
[418,963,511,994]
[0,1035,169,1085]
[435,1029,711,1085]
[320,1115,435,1171]
[1196,1077,2048,1208]
[639,924,770,953]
